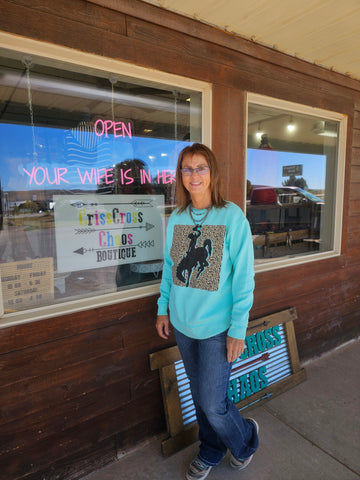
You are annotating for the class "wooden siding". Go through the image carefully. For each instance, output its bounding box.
[0,0,359,478]
[0,297,168,479]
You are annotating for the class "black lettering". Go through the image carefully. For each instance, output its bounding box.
[112,207,119,224]
[2,275,21,282]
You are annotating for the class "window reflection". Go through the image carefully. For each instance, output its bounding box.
[247,103,339,262]
[0,52,202,312]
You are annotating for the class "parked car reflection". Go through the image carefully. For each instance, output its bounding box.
[247,185,323,234]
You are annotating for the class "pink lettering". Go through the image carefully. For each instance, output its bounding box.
[122,122,132,139]
[77,168,94,184]
[93,119,132,139]
[104,168,114,184]
[95,168,114,184]
[94,119,104,136]
[99,230,106,247]
[104,120,113,137]
[168,170,176,184]
[32,167,46,186]
[140,169,151,184]
[113,121,123,138]
[24,166,69,185]
[23,167,36,184]
[123,168,134,185]
[45,168,58,185]
[97,168,106,183]
[57,168,69,184]
[157,170,176,184]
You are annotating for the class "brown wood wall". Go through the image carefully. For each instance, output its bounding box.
[0,0,359,478]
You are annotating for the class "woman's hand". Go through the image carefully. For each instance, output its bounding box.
[156,315,170,339]
[226,336,245,363]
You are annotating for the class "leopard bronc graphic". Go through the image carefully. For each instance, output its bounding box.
[176,226,212,287]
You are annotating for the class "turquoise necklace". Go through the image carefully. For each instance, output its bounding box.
[189,204,211,229]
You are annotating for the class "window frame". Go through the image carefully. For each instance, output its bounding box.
[0,32,212,326]
[246,93,347,274]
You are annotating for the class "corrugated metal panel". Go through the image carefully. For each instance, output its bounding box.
[175,324,291,426]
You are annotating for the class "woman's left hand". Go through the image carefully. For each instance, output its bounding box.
[226,336,245,363]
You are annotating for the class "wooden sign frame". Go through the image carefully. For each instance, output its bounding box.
[150,307,306,457]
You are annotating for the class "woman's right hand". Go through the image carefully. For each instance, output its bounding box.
[156,315,171,339]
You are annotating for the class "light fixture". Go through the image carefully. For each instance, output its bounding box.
[312,121,338,138]
[287,117,295,132]
[255,123,263,139]
[2,70,198,115]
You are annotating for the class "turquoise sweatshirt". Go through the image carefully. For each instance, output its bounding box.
[157,202,255,340]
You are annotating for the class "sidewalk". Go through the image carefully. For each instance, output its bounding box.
[81,340,360,480]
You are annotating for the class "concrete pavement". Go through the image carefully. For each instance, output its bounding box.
[81,339,360,480]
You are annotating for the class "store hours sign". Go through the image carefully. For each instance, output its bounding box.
[53,194,164,273]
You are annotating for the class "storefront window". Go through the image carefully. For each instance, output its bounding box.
[0,49,204,314]
[247,95,345,268]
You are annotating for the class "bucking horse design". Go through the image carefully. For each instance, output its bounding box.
[176,226,212,287]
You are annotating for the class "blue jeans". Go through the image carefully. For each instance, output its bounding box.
[174,328,259,466]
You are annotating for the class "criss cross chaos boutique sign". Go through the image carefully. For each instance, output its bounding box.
[53,194,164,273]
[150,308,306,457]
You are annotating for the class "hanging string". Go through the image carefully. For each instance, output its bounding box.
[109,75,118,192]
[173,90,179,141]
[111,82,115,122]
[109,75,117,123]
[23,56,37,161]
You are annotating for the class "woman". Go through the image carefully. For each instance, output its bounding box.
[156,143,258,480]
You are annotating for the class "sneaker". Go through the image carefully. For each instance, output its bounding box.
[186,456,212,480]
[229,418,259,470]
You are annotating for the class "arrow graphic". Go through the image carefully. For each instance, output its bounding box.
[74,223,154,235]
[70,199,154,208]
[73,247,95,255]
[116,222,154,231]
[75,228,97,234]
[73,240,156,255]
[231,352,270,376]
[134,240,155,248]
